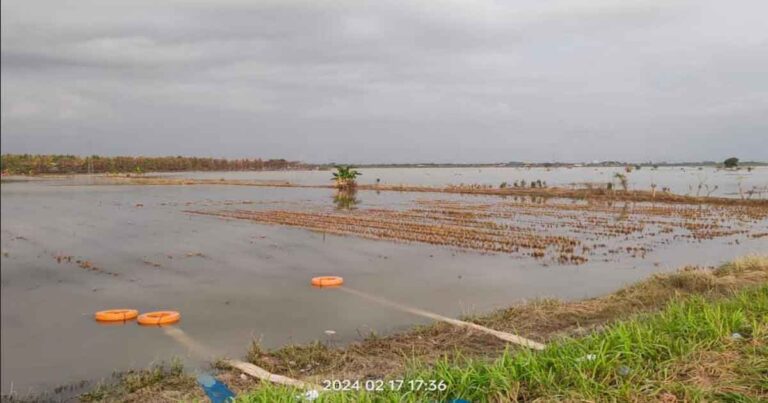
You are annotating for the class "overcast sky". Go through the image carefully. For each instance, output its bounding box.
[2,0,767,163]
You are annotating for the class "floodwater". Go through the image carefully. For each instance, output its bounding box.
[1,168,766,396]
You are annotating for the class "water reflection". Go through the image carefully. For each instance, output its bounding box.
[333,188,360,210]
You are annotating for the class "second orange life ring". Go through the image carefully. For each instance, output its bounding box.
[137,311,181,325]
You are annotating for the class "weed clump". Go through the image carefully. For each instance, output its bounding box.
[246,340,344,377]
[79,360,197,402]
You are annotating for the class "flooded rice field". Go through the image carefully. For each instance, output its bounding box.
[189,195,766,265]
[1,168,767,395]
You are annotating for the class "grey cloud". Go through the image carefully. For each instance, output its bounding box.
[2,0,767,163]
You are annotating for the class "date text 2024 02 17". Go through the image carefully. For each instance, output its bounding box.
[322,379,449,392]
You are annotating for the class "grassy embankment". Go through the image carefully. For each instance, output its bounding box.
[236,256,768,402]
[74,256,767,402]
[242,290,767,402]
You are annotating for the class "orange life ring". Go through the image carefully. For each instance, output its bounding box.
[311,276,344,287]
[137,311,181,326]
[94,309,139,322]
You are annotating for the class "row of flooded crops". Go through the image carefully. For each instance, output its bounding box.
[188,193,768,265]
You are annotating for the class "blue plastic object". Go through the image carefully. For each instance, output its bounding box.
[197,373,236,403]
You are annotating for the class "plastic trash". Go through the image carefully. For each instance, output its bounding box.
[576,354,597,362]
[197,373,235,403]
[297,389,319,401]
[618,365,631,376]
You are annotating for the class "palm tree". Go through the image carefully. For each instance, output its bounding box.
[331,165,362,188]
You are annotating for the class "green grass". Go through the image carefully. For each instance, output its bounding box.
[236,286,768,402]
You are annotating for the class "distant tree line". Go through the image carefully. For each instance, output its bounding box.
[0,154,304,175]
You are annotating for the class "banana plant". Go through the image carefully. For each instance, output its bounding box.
[331,165,362,188]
